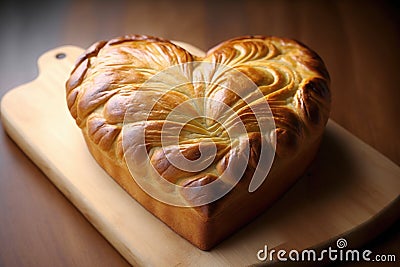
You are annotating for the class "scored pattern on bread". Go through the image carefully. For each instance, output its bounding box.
[66,34,330,183]
[65,35,330,248]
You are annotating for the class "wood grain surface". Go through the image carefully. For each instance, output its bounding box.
[0,0,399,266]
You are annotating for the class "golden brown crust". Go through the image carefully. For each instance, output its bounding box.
[66,35,331,250]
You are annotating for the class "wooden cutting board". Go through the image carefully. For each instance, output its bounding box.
[1,45,399,266]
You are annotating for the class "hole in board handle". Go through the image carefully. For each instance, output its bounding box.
[55,52,66,59]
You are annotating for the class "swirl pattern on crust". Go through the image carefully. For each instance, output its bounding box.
[66,35,330,198]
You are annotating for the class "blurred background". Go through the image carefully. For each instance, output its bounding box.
[0,0,399,266]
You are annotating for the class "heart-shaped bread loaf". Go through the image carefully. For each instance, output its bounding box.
[66,35,330,250]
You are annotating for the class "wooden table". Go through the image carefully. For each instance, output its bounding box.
[0,1,398,266]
